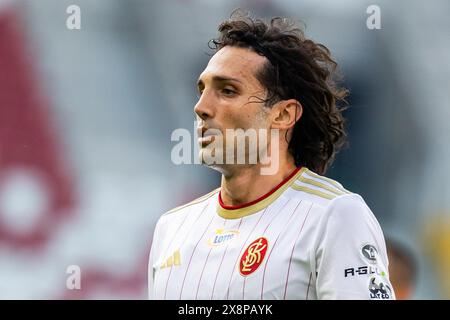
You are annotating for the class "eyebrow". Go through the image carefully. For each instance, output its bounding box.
[197,75,243,87]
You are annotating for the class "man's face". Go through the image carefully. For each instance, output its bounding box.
[195,46,271,169]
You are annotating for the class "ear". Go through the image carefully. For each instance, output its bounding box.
[271,99,302,130]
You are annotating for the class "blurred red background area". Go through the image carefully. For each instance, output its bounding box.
[0,5,149,299]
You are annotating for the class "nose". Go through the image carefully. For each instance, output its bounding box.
[194,90,214,121]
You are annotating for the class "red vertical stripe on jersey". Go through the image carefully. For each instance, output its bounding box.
[153,211,189,297]
[242,198,292,299]
[163,202,209,299]
[210,217,243,299]
[195,219,227,299]
[160,212,190,262]
[178,210,216,299]
[283,203,313,299]
[226,208,268,300]
[260,200,303,299]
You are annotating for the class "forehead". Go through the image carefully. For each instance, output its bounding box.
[199,46,267,86]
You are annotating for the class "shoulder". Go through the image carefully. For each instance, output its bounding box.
[287,168,353,207]
[153,188,220,236]
[162,187,220,218]
[325,193,377,227]
[312,192,385,248]
[287,169,379,227]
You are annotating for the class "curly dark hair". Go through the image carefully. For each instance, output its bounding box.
[210,11,348,175]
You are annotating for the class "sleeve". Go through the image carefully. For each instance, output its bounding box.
[313,194,396,300]
[148,246,155,300]
[148,216,164,300]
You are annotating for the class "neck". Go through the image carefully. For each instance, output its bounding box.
[220,155,297,207]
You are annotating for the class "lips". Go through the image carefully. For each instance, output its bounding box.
[198,127,217,147]
[198,126,206,137]
[197,127,217,137]
[198,135,214,147]
[198,126,213,137]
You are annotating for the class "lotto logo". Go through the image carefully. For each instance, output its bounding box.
[208,229,239,247]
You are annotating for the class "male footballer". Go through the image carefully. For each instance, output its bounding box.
[148,11,395,300]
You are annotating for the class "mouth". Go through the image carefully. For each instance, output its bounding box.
[198,136,214,147]
[197,127,217,147]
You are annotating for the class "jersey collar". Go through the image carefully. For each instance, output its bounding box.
[217,166,306,219]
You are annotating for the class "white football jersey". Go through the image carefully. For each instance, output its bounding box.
[148,167,395,300]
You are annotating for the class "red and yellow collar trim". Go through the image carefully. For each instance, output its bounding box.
[217,167,306,219]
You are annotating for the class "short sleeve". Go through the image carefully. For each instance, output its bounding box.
[148,216,164,300]
[313,194,395,300]
[148,246,155,299]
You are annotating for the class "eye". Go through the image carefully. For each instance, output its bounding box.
[221,87,237,96]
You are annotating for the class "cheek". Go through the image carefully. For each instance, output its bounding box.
[217,109,248,130]
[231,106,268,130]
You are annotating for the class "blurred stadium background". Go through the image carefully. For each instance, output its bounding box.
[0,0,449,299]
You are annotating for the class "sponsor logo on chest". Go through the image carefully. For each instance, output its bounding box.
[208,229,239,247]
